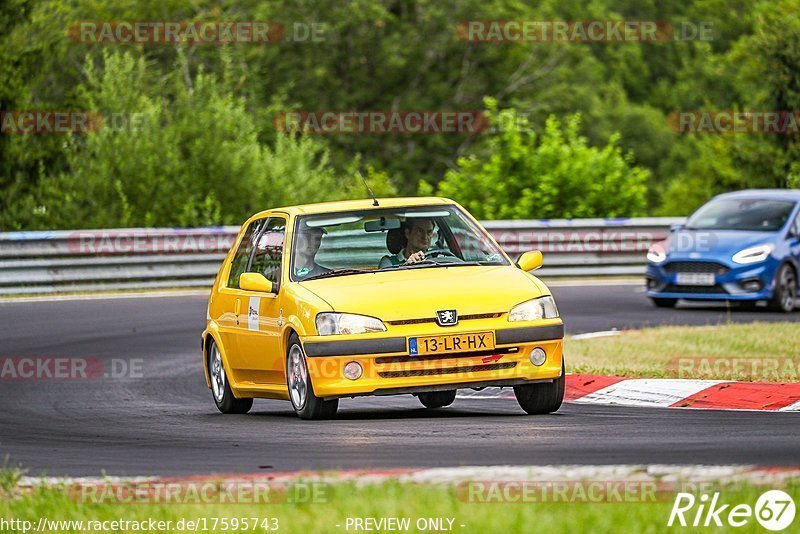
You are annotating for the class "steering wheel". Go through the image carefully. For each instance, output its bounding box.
[426,249,462,262]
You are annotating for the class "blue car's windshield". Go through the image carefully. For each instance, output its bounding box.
[685,198,796,232]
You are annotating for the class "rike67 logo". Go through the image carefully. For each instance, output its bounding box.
[668,490,796,531]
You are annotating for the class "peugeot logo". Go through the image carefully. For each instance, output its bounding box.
[436,309,458,326]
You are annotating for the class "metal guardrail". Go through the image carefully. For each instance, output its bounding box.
[0,218,683,295]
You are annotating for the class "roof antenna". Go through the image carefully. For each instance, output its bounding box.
[357,170,379,206]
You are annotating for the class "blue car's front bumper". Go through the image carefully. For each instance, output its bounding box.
[646,257,780,301]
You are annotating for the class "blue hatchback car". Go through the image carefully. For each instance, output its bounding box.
[646,190,800,312]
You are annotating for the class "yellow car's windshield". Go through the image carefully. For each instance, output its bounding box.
[290,204,508,281]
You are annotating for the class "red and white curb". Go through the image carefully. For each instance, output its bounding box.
[566,374,800,411]
[458,374,800,411]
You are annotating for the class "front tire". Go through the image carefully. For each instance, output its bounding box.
[651,297,677,308]
[768,264,796,313]
[417,390,457,408]
[513,362,565,415]
[286,334,338,420]
[208,340,253,414]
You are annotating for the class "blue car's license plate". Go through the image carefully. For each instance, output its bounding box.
[675,273,715,286]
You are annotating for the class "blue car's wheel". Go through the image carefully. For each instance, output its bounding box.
[768,264,797,313]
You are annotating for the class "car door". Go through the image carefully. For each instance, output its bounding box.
[216,217,268,380]
[233,216,288,385]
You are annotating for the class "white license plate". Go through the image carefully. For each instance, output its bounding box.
[675,273,715,286]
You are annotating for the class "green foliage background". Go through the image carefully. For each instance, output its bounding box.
[1,0,799,229]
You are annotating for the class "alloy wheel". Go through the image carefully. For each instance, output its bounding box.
[287,344,309,410]
[210,345,225,403]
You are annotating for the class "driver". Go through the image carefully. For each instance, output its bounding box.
[379,218,434,268]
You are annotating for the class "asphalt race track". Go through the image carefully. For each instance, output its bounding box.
[1,283,798,476]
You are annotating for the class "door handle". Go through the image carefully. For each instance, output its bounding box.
[234,298,241,325]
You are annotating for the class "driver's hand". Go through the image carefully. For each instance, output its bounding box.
[405,251,425,264]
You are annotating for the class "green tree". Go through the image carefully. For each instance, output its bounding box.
[431,101,649,219]
[3,51,392,230]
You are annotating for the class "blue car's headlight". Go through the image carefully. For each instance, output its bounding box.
[732,244,774,265]
[647,243,667,263]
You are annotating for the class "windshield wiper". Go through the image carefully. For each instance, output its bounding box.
[303,268,369,281]
[383,259,502,271]
[456,261,503,266]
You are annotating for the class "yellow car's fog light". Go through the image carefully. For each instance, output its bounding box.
[529,347,546,366]
[343,361,363,380]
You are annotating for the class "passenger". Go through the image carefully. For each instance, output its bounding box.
[379,218,434,268]
[294,225,329,279]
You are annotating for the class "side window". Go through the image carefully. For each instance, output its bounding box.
[793,213,800,236]
[228,218,267,289]
[249,218,286,289]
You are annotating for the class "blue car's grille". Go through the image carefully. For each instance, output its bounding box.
[663,261,729,274]
[663,284,728,294]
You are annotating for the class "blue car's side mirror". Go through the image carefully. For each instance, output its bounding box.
[670,223,684,233]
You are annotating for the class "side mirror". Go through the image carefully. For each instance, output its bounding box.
[517,250,543,271]
[670,223,685,233]
[239,272,274,293]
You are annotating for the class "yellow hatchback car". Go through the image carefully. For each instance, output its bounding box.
[202,197,565,419]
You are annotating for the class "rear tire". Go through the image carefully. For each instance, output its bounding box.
[286,334,338,420]
[208,340,253,414]
[768,264,796,313]
[513,362,565,415]
[417,390,457,409]
[651,298,677,308]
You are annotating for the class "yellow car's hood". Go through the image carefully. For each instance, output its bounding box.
[298,265,547,321]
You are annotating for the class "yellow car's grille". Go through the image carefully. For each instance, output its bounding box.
[377,361,517,379]
[386,312,502,326]
[374,347,518,365]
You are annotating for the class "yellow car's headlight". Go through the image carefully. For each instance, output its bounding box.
[316,313,386,336]
[508,296,559,322]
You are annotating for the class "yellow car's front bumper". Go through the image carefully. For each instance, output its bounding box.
[301,323,564,399]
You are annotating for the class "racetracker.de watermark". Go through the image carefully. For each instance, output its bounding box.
[0,357,143,380]
[68,21,326,44]
[66,230,235,255]
[457,480,720,503]
[489,229,659,254]
[457,20,713,43]
[666,357,800,381]
[0,111,146,134]
[75,480,328,504]
[274,111,492,135]
[669,111,800,134]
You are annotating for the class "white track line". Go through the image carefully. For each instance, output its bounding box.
[546,279,641,287]
[570,330,621,340]
[779,399,800,412]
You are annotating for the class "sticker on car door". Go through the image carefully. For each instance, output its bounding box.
[248,296,260,331]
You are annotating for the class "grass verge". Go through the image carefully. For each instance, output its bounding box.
[1,478,798,533]
[567,322,800,381]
